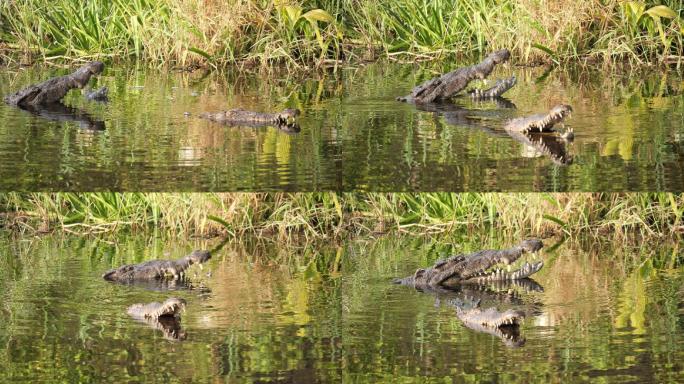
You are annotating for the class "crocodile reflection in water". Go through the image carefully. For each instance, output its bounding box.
[393,240,545,347]
[16,102,106,131]
[127,297,187,341]
[416,99,573,165]
[403,275,544,347]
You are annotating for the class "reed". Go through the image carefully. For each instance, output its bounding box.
[0,0,681,67]
[1,193,683,239]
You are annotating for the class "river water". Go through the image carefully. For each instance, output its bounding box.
[0,233,682,382]
[0,63,682,191]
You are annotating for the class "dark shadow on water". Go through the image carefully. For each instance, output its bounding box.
[18,102,105,131]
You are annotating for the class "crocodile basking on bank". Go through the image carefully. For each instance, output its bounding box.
[397,50,515,103]
[127,297,187,340]
[393,239,544,289]
[4,61,105,107]
[198,108,301,132]
[103,250,211,282]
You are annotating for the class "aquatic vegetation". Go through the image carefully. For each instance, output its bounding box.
[2,193,683,239]
[0,0,681,66]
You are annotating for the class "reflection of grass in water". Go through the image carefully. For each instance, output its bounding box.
[0,234,344,382]
[3,193,684,240]
[342,235,684,382]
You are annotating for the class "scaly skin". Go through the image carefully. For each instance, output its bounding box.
[505,104,573,133]
[103,250,211,282]
[397,50,511,103]
[127,297,187,340]
[199,108,300,126]
[393,239,544,288]
[4,61,105,107]
[127,297,187,319]
[468,76,517,99]
[85,86,109,101]
[403,279,544,348]
[456,307,526,347]
[507,130,573,165]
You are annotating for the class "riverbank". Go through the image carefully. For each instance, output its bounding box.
[2,193,683,239]
[1,1,681,68]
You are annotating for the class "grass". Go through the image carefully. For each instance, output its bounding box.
[0,0,681,67]
[2,193,683,239]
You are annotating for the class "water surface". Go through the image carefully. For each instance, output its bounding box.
[0,233,682,382]
[0,63,682,191]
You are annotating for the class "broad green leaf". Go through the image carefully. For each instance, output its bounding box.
[302,9,334,24]
[284,5,302,22]
[645,5,677,19]
[188,47,213,61]
[626,1,645,19]
[542,214,567,228]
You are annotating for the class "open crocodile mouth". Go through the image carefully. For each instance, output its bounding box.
[462,252,544,283]
[535,105,573,132]
[275,109,300,126]
[457,307,526,347]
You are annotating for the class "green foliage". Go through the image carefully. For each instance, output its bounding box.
[2,193,684,239]
[0,0,681,66]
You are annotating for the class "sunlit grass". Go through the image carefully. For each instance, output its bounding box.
[0,0,681,67]
[1,193,683,239]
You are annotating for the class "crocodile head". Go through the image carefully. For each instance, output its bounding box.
[457,307,526,347]
[529,104,573,132]
[158,297,187,317]
[275,109,300,125]
[187,250,211,265]
[453,239,544,285]
[73,61,106,88]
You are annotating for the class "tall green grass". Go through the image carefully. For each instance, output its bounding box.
[2,193,683,239]
[0,0,681,67]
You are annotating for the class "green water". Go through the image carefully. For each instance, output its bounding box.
[0,63,682,191]
[0,234,682,382]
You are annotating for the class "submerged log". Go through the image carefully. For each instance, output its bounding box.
[397,49,510,103]
[4,61,105,107]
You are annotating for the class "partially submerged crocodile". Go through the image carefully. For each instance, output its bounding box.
[127,297,187,340]
[4,61,105,107]
[416,101,574,165]
[448,279,543,347]
[397,50,514,103]
[393,239,544,289]
[84,86,109,102]
[103,250,211,282]
[504,104,573,134]
[399,275,544,347]
[199,108,300,131]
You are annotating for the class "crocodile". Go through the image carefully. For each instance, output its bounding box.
[415,101,573,164]
[467,76,517,99]
[127,297,187,340]
[84,86,109,102]
[4,61,105,107]
[393,239,544,289]
[199,108,300,131]
[402,278,544,347]
[397,50,513,103]
[103,250,211,282]
[504,104,573,134]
